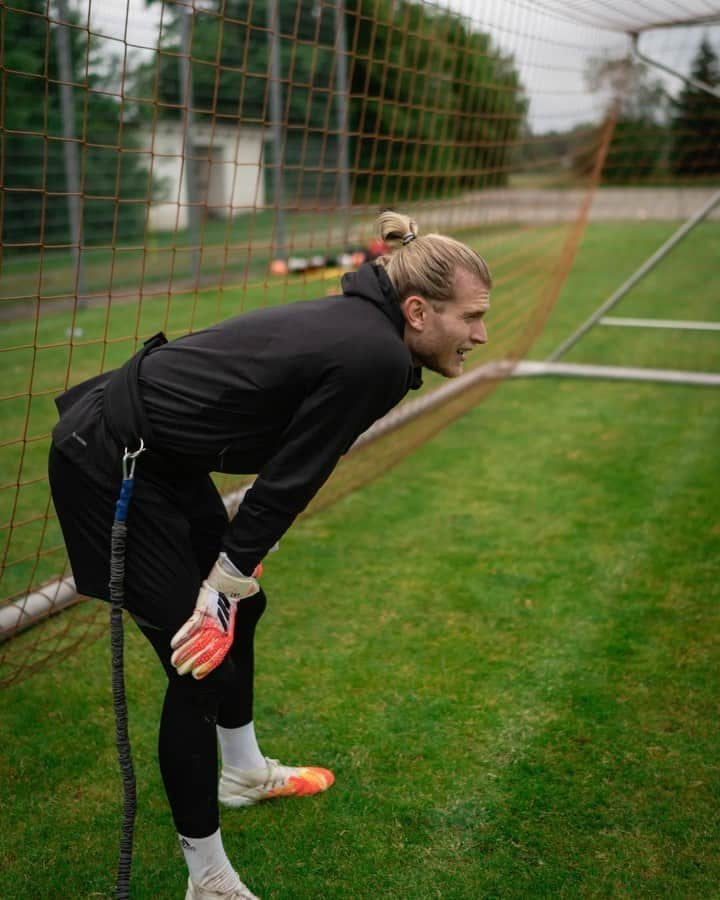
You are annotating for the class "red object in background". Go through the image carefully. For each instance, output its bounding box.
[366,238,389,260]
[270,259,289,275]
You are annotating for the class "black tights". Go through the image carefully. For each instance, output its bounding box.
[136,589,267,837]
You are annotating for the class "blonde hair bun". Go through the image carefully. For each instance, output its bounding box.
[373,209,492,303]
[377,210,419,247]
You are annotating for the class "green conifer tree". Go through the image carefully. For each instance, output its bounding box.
[669,37,720,177]
[2,1,150,249]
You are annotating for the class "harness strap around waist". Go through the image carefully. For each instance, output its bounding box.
[102,331,167,449]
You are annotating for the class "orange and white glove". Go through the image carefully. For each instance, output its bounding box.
[170,557,262,679]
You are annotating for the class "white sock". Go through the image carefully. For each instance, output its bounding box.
[217,721,266,770]
[179,829,240,891]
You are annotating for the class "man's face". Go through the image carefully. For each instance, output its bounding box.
[402,269,490,378]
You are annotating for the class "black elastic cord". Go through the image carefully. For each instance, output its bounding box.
[108,455,142,899]
[109,517,137,899]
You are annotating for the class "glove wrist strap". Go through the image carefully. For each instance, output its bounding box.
[206,560,260,601]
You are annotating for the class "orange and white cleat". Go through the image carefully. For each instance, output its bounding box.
[219,757,335,808]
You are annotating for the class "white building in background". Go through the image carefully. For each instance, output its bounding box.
[145,121,265,232]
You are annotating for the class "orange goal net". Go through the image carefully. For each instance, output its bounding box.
[2,0,718,686]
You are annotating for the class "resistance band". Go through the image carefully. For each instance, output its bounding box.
[108,441,145,899]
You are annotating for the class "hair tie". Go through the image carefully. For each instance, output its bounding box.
[401,232,416,245]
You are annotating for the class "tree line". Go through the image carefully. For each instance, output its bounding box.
[2,0,526,249]
[2,1,717,251]
[1,0,148,250]
[134,0,528,203]
[572,38,720,182]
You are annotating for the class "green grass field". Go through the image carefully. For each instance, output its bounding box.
[1,220,719,898]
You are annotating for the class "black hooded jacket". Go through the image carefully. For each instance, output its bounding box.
[52,263,421,573]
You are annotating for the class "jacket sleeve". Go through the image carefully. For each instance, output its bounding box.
[220,359,406,573]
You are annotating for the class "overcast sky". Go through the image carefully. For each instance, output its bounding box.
[80,0,718,133]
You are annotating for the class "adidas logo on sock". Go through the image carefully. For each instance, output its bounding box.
[180,837,196,851]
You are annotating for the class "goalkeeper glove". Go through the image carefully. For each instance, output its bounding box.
[170,558,262,679]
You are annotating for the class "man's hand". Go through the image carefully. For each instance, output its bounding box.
[170,559,261,679]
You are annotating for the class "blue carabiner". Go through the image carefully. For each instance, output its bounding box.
[116,439,145,523]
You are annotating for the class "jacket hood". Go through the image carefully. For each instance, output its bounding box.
[341,262,422,390]
[341,262,406,337]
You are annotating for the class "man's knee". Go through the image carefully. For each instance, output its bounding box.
[166,654,239,723]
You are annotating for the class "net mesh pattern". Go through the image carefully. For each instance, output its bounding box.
[1,0,718,687]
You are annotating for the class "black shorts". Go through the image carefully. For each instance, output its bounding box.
[48,444,229,631]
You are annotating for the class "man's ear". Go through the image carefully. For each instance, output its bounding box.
[401,295,428,331]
